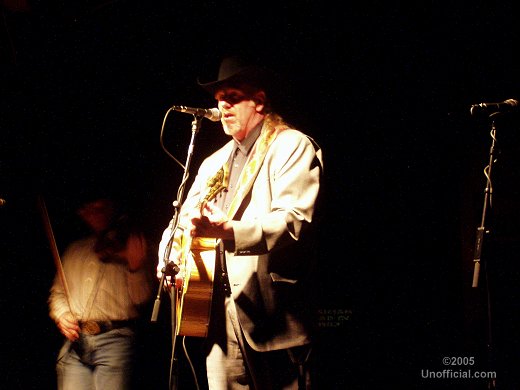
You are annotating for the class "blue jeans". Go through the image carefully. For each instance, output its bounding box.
[56,327,135,390]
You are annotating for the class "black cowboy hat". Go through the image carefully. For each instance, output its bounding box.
[197,55,276,94]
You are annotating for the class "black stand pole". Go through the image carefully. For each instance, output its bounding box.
[151,114,204,390]
[471,117,499,390]
[472,119,497,288]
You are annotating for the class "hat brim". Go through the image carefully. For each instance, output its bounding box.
[198,66,273,94]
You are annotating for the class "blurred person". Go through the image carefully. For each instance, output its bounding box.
[158,55,323,389]
[48,193,154,390]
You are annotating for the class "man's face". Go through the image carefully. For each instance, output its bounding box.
[77,199,114,233]
[214,86,265,141]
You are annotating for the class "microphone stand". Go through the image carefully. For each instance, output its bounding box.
[471,116,499,390]
[472,118,497,288]
[151,114,205,390]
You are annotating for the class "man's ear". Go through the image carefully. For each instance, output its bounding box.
[253,91,266,110]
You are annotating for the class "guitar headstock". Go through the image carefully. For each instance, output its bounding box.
[199,163,229,211]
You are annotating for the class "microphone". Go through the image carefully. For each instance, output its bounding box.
[470,98,518,116]
[171,105,221,122]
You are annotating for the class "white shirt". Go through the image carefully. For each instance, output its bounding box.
[48,235,152,322]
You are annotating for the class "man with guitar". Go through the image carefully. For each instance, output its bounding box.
[158,55,323,389]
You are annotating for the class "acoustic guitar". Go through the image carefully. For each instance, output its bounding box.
[175,164,229,337]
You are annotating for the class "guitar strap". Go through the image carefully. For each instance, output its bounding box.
[225,113,288,220]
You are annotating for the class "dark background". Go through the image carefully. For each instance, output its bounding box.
[1,1,519,389]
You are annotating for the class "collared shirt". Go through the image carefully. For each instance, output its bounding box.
[216,122,262,215]
[48,235,152,322]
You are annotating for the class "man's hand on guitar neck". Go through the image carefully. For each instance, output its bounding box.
[189,202,234,241]
[156,202,234,286]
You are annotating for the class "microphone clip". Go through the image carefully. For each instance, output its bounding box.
[163,261,180,276]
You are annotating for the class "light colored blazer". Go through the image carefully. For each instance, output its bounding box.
[162,127,323,351]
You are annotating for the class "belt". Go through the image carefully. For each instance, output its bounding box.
[80,320,135,335]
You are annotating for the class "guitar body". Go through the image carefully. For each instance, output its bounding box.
[176,235,217,337]
[175,163,228,337]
